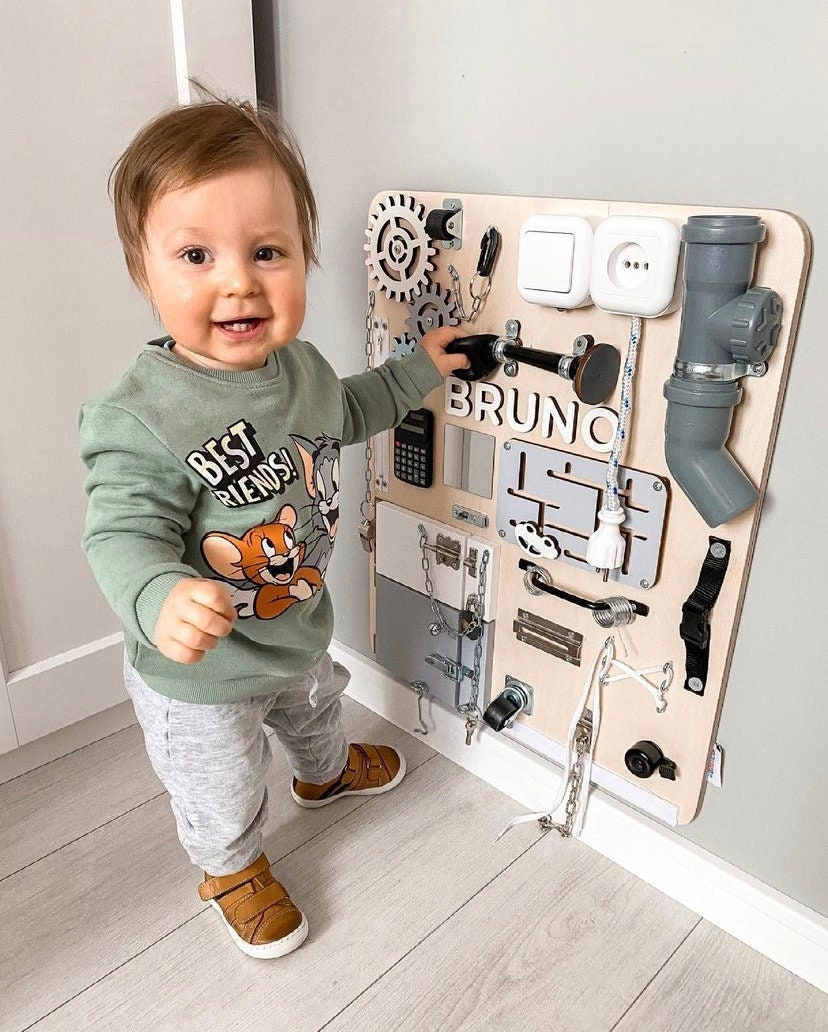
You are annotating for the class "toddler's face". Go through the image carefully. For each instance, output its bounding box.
[142,162,307,372]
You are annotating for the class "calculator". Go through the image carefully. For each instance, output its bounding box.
[393,408,434,488]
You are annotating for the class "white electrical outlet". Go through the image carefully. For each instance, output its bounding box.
[590,215,681,317]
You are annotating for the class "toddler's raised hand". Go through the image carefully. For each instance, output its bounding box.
[419,325,472,379]
[153,578,237,664]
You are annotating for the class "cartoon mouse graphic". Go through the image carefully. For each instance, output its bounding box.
[290,434,340,576]
[201,503,323,620]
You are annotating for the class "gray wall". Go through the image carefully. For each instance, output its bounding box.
[260,0,826,915]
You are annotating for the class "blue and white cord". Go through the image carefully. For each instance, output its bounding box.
[585,316,643,574]
[606,316,641,512]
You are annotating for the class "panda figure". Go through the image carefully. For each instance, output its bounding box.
[514,521,561,560]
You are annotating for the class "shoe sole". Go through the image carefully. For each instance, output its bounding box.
[291,750,407,808]
[209,900,309,959]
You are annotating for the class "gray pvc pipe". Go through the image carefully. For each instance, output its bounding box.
[663,216,765,528]
[663,379,757,526]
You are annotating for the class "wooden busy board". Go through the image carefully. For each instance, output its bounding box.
[366,190,810,824]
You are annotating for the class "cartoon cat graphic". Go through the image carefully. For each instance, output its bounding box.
[290,434,340,576]
[200,503,322,620]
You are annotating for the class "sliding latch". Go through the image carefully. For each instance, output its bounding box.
[425,653,473,683]
[421,533,461,571]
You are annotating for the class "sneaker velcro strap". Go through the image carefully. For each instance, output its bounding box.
[198,852,271,901]
[233,880,291,924]
[357,744,387,783]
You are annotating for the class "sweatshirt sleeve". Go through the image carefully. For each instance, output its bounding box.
[339,346,443,446]
[79,402,202,648]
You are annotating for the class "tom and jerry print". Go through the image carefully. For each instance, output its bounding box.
[192,424,341,620]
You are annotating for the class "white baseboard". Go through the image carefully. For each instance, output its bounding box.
[331,638,828,994]
[5,633,127,748]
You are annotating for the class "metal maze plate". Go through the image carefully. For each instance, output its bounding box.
[496,440,668,589]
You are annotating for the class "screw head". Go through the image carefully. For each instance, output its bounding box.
[710,542,727,560]
[504,441,511,450]
[653,481,663,492]
[688,677,704,693]
[640,579,650,589]
[498,529,506,538]
[751,363,766,375]
[506,319,518,335]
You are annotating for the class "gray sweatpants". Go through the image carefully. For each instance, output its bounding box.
[123,650,350,876]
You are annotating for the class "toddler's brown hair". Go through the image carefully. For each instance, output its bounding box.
[109,81,319,289]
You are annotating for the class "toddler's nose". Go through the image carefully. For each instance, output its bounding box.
[220,261,259,298]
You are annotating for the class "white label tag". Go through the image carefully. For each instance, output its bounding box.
[706,743,723,787]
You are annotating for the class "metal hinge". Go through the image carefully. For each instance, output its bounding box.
[425,652,473,683]
[513,609,583,666]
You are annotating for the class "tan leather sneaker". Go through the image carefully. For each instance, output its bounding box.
[291,742,406,808]
[198,852,308,959]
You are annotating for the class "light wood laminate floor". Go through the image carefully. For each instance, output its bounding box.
[1,696,824,1032]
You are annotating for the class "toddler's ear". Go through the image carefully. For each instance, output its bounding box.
[201,533,247,579]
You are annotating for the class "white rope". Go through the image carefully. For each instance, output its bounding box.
[605,316,641,513]
[495,638,674,841]
[495,638,613,841]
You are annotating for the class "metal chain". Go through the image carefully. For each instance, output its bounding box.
[417,524,491,742]
[447,264,492,324]
[538,730,591,838]
[461,548,490,722]
[447,265,469,322]
[359,291,376,530]
[417,525,487,641]
[468,273,492,320]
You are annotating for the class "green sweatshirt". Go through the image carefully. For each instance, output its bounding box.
[79,337,441,704]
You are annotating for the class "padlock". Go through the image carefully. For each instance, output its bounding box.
[359,518,375,552]
[458,609,482,640]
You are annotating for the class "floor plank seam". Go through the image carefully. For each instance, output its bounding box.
[0,789,167,885]
[605,916,704,1032]
[1,747,431,883]
[11,756,443,1031]
[315,832,544,1032]
[273,755,437,865]
[0,721,139,788]
[18,907,209,1032]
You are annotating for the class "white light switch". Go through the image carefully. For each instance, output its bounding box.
[518,215,594,308]
[521,231,574,292]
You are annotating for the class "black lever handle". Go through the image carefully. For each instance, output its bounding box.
[445,333,620,405]
[518,558,649,616]
[445,333,500,382]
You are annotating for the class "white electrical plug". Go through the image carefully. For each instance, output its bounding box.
[586,506,626,573]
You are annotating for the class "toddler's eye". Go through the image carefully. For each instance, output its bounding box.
[255,246,282,262]
[182,247,208,265]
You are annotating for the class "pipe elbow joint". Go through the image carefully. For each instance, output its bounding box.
[663,378,758,527]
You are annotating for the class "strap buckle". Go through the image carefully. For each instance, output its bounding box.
[680,599,710,650]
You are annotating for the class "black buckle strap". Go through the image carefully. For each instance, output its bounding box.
[680,537,731,696]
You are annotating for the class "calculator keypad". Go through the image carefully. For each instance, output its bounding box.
[394,441,432,487]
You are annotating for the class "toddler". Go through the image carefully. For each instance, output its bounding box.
[79,91,468,959]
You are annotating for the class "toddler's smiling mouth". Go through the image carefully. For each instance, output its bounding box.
[214,317,267,340]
